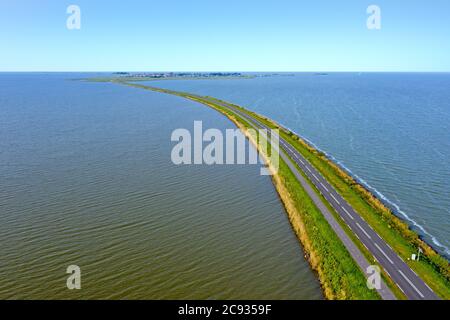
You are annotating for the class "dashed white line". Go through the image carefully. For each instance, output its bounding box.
[374,243,394,265]
[398,269,424,298]
[341,207,354,220]
[356,222,372,239]
[330,193,341,205]
[232,111,436,299]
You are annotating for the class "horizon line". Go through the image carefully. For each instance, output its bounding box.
[2,70,450,73]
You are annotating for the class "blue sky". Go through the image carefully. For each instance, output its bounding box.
[1,0,449,71]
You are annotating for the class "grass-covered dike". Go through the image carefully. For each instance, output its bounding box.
[93,78,449,299]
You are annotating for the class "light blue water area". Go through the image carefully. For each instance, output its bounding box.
[147,73,450,257]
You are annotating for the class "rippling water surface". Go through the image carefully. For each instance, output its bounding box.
[147,73,450,257]
[0,73,322,299]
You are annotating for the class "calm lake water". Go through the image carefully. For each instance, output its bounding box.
[147,73,450,257]
[0,73,322,299]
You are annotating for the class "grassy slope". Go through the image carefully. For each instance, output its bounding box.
[116,81,380,299]
[102,79,449,299]
[220,101,450,299]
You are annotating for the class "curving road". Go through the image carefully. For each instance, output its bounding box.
[200,96,439,300]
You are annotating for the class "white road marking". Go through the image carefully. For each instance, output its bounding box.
[397,283,406,295]
[234,112,436,299]
[330,193,340,205]
[398,269,424,298]
[424,282,433,292]
[374,243,394,265]
[243,121,431,297]
[342,207,354,220]
[356,222,372,239]
[320,183,329,192]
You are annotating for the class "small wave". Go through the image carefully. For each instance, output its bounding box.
[283,125,450,257]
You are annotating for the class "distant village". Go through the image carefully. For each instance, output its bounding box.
[113,72,243,78]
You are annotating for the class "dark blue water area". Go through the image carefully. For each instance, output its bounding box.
[145,73,450,257]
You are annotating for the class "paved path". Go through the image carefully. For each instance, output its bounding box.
[201,96,438,300]
[126,83,439,300]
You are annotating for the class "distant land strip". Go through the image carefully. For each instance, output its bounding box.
[87,77,449,300]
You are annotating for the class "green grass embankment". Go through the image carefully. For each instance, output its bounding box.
[209,98,450,299]
[112,81,380,299]
[93,78,449,299]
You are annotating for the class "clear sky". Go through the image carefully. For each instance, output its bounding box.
[1,0,449,72]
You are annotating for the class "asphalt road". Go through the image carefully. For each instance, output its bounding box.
[202,97,439,300]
